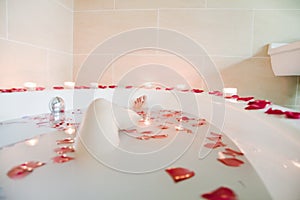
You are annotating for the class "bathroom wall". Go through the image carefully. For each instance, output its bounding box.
[0,0,73,88]
[73,0,300,109]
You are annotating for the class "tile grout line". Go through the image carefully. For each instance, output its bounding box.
[114,0,116,10]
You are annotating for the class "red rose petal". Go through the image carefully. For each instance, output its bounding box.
[181,89,189,92]
[151,134,168,139]
[125,85,133,89]
[136,135,151,140]
[7,161,45,179]
[165,167,195,183]
[158,125,169,130]
[54,146,75,154]
[98,85,107,89]
[204,141,226,149]
[237,96,254,101]
[245,100,271,110]
[35,87,45,91]
[108,85,117,89]
[52,155,75,163]
[285,111,300,119]
[56,138,75,145]
[141,130,153,134]
[53,86,64,90]
[165,87,174,91]
[265,108,285,115]
[217,158,244,167]
[223,148,244,156]
[201,187,237,200]
[7,166,32,179]
[191,89,204,93]
[21,161,45,169]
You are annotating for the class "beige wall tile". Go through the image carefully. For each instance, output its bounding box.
[214,56,298,106]
[74,10,157,54]
[159,9,253,56]
[115,0,205,9]
[208,0,300,9]
[74,0,113,11]
[73,54,114,85]
[47,52,73,87]
[55,0,74,10]
[253,10,300,57]
[0,0,6,38]
[8,0,73,53]
[111,53,205,88]
[0,39,47,88]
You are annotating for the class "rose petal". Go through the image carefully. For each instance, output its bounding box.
[151,134,168,139]
[141,130,153,134]
[21,161,45,169]
[217,158,244,167]
[56,138,75,145]
[191,89,204,93]
[223,148,244,156]
[237,96,254,101]
[108,85,117,89]
[53,86,64,90]
[285,111,300,119]
[204,141,226,149]
[245,100,271,110]
[52,155,74,163]
[125,85,133,89]
[98,85,107,89]
[136,135,151,140]
[7,166,32,179]
[165,87,174,91]
[158,125,169,130]
[7,161,45,179]
[201,187,237,200]
[165,167,195,183]
[54,146,75,154]
[265,108,285,115]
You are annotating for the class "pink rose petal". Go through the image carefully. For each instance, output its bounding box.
[204,141,226,149]
[217,158,244,167]
[56,138,75,145]
[201,187,237,200]
[54,146,75,154]
[52,155,74,163]
[7,166,32,179]
[165,167,195,183]
[223,148,244,156]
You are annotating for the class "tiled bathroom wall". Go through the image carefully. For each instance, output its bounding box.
[73,0,300,109]
[1,0,299,109]
[0,0,73,88]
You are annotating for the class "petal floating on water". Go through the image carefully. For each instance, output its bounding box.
[217,158,244,167]
[201,186,238,200]
[165,167,195,183]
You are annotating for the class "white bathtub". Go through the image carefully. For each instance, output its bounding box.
[0,88,299,199]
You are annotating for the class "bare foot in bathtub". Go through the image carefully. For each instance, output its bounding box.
[133,95,147,112]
